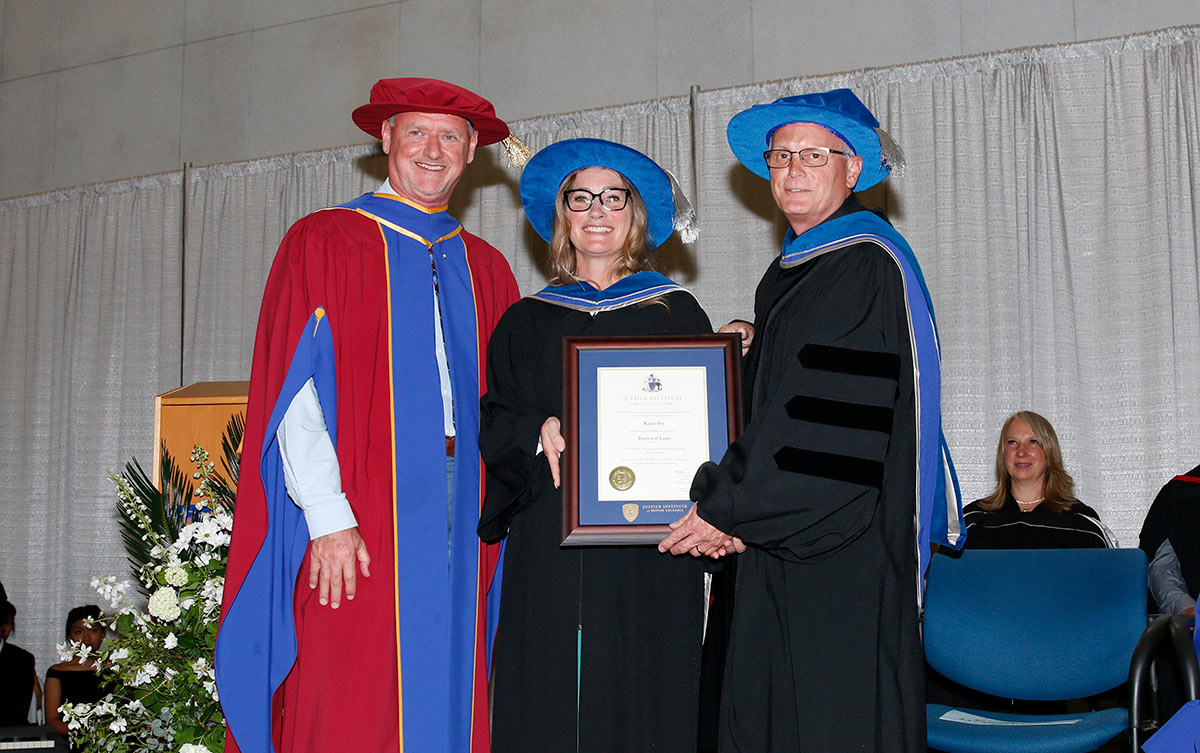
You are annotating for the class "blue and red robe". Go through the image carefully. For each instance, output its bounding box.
[215,192,519,753]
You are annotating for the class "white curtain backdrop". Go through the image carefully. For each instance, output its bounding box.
[183,146,385,382]
[0,176,183,680]
[1,24,1197,681]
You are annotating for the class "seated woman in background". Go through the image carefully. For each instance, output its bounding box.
[45,605,106,738]
[963,410,1115,549]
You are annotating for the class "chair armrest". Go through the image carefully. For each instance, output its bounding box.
[1130,614,1173,751]
[1168,614,1199,702]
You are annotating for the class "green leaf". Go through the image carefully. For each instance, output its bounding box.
[115,449,192,586]
[219,413,244,494]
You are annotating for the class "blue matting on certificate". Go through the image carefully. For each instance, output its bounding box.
[577,345,730,526]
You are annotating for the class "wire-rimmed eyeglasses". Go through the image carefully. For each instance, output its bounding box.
[763,147,850,170]
[562,188,632,212]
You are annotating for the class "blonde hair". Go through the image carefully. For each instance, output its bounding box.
[978,410,1077,513]
[547,169,653,285]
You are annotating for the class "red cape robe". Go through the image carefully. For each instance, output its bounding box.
[216,194,518,753]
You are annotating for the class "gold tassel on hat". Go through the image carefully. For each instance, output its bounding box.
[501,134,532,168]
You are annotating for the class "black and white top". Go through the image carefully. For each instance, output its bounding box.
[963,496,1116,549]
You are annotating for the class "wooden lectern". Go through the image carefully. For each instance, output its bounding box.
[153,381,249,486]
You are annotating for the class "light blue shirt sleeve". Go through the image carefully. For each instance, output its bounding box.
[276,378,358,539]
[1149,538,1197,614]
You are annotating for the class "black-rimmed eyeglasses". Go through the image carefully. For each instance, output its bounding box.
[562,188,632,212]
[763,147,850,170]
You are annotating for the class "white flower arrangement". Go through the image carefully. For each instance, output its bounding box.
[60,442,237,753]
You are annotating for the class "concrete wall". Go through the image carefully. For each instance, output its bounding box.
[3,0,1199,200]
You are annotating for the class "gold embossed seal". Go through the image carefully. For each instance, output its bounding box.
[608,465,635,491]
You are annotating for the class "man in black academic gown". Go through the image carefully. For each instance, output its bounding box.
[661,89,964,752]
[0,597,38,726]
[1141,463,1200,615]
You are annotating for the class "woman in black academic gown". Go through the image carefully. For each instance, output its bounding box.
[479,138,711,752]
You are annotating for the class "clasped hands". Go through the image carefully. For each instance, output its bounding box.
[658,504,746,559]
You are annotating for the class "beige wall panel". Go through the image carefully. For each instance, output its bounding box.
[181,33,253,167]
[246,6,399,159]
[1074,0,1200,41]
[184,0,255,43]
[58,0,184,69]
[252,0,398,32]
[959,0,1074,55]
[751,0,962,83]
[397,0,480,93]
[0,73,58,198]
[4,0,1200,200]
[51,48,183,191]
[656,0,754,96]
[481,0,658,120]
[2,0,62,80]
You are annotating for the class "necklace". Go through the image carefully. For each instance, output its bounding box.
[1015,497,1044,512]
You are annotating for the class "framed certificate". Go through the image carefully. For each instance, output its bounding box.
[561,334,742,545]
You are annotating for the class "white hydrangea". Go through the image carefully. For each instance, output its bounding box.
[163,566,189,587]
[109,647,130,661]
[109,716,128,733]
[147,587,181,621]
[163,632,178,649]
[179,743,210,753]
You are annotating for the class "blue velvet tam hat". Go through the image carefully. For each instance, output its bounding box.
[520,138,677,248]
[726,88,904,190]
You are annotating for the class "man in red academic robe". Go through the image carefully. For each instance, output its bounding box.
[216,78,520,753]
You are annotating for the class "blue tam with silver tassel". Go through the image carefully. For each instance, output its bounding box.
[519,138,697,248]
[727,88,905,190]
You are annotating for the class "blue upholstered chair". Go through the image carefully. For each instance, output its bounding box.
[924,548,1166,753]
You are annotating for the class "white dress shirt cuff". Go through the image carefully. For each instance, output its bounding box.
[277,378,358,540]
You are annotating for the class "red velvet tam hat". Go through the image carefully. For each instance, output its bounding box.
[352,77,510,145]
